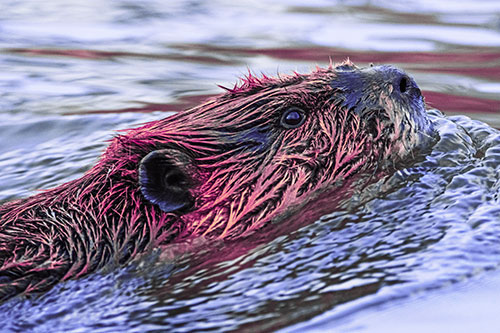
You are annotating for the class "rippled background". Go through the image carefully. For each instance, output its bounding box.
[1,1,500,332]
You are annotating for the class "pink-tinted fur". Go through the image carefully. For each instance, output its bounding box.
[0,60,428,300]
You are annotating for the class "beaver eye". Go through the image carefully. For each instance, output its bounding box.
[280,107,305,129]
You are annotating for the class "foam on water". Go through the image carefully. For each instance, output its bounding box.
[1,0,500,331]
[1,110,500,332]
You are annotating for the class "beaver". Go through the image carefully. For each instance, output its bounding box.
[0,60,433,301]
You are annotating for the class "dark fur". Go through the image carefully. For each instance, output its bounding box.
[0,60,433,301]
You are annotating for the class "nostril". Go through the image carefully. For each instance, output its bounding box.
[398,75,409,94]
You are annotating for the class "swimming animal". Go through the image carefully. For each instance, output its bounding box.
[0,60,433,301]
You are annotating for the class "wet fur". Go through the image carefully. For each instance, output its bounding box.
[0,60,431,300]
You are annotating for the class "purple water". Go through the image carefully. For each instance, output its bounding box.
[1,1,500,332]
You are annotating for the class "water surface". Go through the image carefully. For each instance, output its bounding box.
[1,1,500,332]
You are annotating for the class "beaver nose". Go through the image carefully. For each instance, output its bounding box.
[396,74,410,94]
[391,71,421,97]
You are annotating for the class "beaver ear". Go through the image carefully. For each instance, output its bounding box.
[138,149,195,213]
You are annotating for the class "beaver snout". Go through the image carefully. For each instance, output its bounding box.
[361,65,422,99]
[330,65,424,117]
[329,63,431,159]
[386,67,422,99]
[395,74,411,94]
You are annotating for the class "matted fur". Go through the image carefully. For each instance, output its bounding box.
[0,60,432,300]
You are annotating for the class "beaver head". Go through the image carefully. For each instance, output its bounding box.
[0,60,433,299]
[130,60,432,238]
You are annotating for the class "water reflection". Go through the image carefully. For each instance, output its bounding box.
[0,0,500,332]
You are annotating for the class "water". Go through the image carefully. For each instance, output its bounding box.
[1,0,500,332]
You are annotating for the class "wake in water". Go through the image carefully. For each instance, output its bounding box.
[1,109,500,332]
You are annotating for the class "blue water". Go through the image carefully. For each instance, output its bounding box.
[1,0,500,332]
